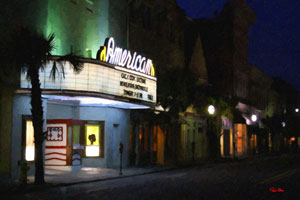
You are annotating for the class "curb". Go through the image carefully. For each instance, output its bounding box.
[55,166,179,187]
[1,166,178,195]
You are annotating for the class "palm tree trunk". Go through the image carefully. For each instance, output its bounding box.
[29,67,45,185]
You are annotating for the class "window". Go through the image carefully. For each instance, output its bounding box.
[85,124,101,157]
[142,6,151,30]
[85,0,94,13]
[156,13,163,36]
[46,127,63,141]
[73,125,81,146]
[25,120,35,161]
[130,1,138,22]
[167,22,175,42]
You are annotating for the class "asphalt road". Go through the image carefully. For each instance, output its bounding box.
[6,153,300,200]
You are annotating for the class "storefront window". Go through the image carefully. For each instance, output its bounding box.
[73,125,80,146]
[85,124,100,157]
[25,120,35,161]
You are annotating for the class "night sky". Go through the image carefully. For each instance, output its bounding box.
[177,0,300,91]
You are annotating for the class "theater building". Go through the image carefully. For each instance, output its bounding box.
[9,37,157,181]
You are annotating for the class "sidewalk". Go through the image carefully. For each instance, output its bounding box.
[1,165,174,196]
[27,165,173,186]
[27,156,240,185]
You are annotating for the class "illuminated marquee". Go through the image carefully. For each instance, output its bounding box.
[98,37,155,77]
[20,61,157,103]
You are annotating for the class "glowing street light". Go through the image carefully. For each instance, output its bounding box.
[208,105,215,115]
[251,114,257,122]
[281,122,286,127]
[295,108,299,113]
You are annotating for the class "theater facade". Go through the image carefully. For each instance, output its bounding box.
[10,38,157,180]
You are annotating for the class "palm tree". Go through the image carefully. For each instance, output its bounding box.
[12,27,83,184]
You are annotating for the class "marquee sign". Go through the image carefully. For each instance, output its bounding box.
[20,60,157,104]
[98,37,155,77]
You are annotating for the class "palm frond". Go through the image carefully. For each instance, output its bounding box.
[56,53,84,74]
[49,53,83,81]
[10,27,55,77]
[50,61,58,81]
[47,33,55,50]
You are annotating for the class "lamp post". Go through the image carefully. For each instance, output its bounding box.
[207,105,215,135]
[207,105,216,158]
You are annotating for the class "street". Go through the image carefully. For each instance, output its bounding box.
[6,153,300,200]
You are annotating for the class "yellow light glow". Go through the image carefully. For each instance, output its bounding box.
[220,130,224,156]
[86,125,100,146]
[26,121,35,161]
[150,63,155,77]
[100,46,106,62]
[86,146,100,157]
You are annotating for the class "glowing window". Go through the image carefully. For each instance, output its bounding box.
[72,125,80,145]
[25,120,35,161]
[85,124,100,157]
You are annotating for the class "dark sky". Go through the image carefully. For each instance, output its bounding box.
[177,0,300,91]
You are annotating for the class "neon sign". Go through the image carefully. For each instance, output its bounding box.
[98,37,155,77]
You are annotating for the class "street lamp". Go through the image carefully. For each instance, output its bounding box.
[251,114,257,122]
[281,121,286,127]
[295,108,299,113]
[208,105,215,115]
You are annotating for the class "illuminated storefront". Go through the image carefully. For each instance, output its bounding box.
[220,116,233,157]
[11,39,157,177]
[233,102,262,157]
[234,124,248,156]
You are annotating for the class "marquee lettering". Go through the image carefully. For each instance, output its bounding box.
[98,37,155,77]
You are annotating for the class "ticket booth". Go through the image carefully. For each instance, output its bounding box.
[45,123,68,166]
[45,119,105,166]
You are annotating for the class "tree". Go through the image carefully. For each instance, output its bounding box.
[10,27,83,184]
[192,86,234,159]
[157,66,197,116]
